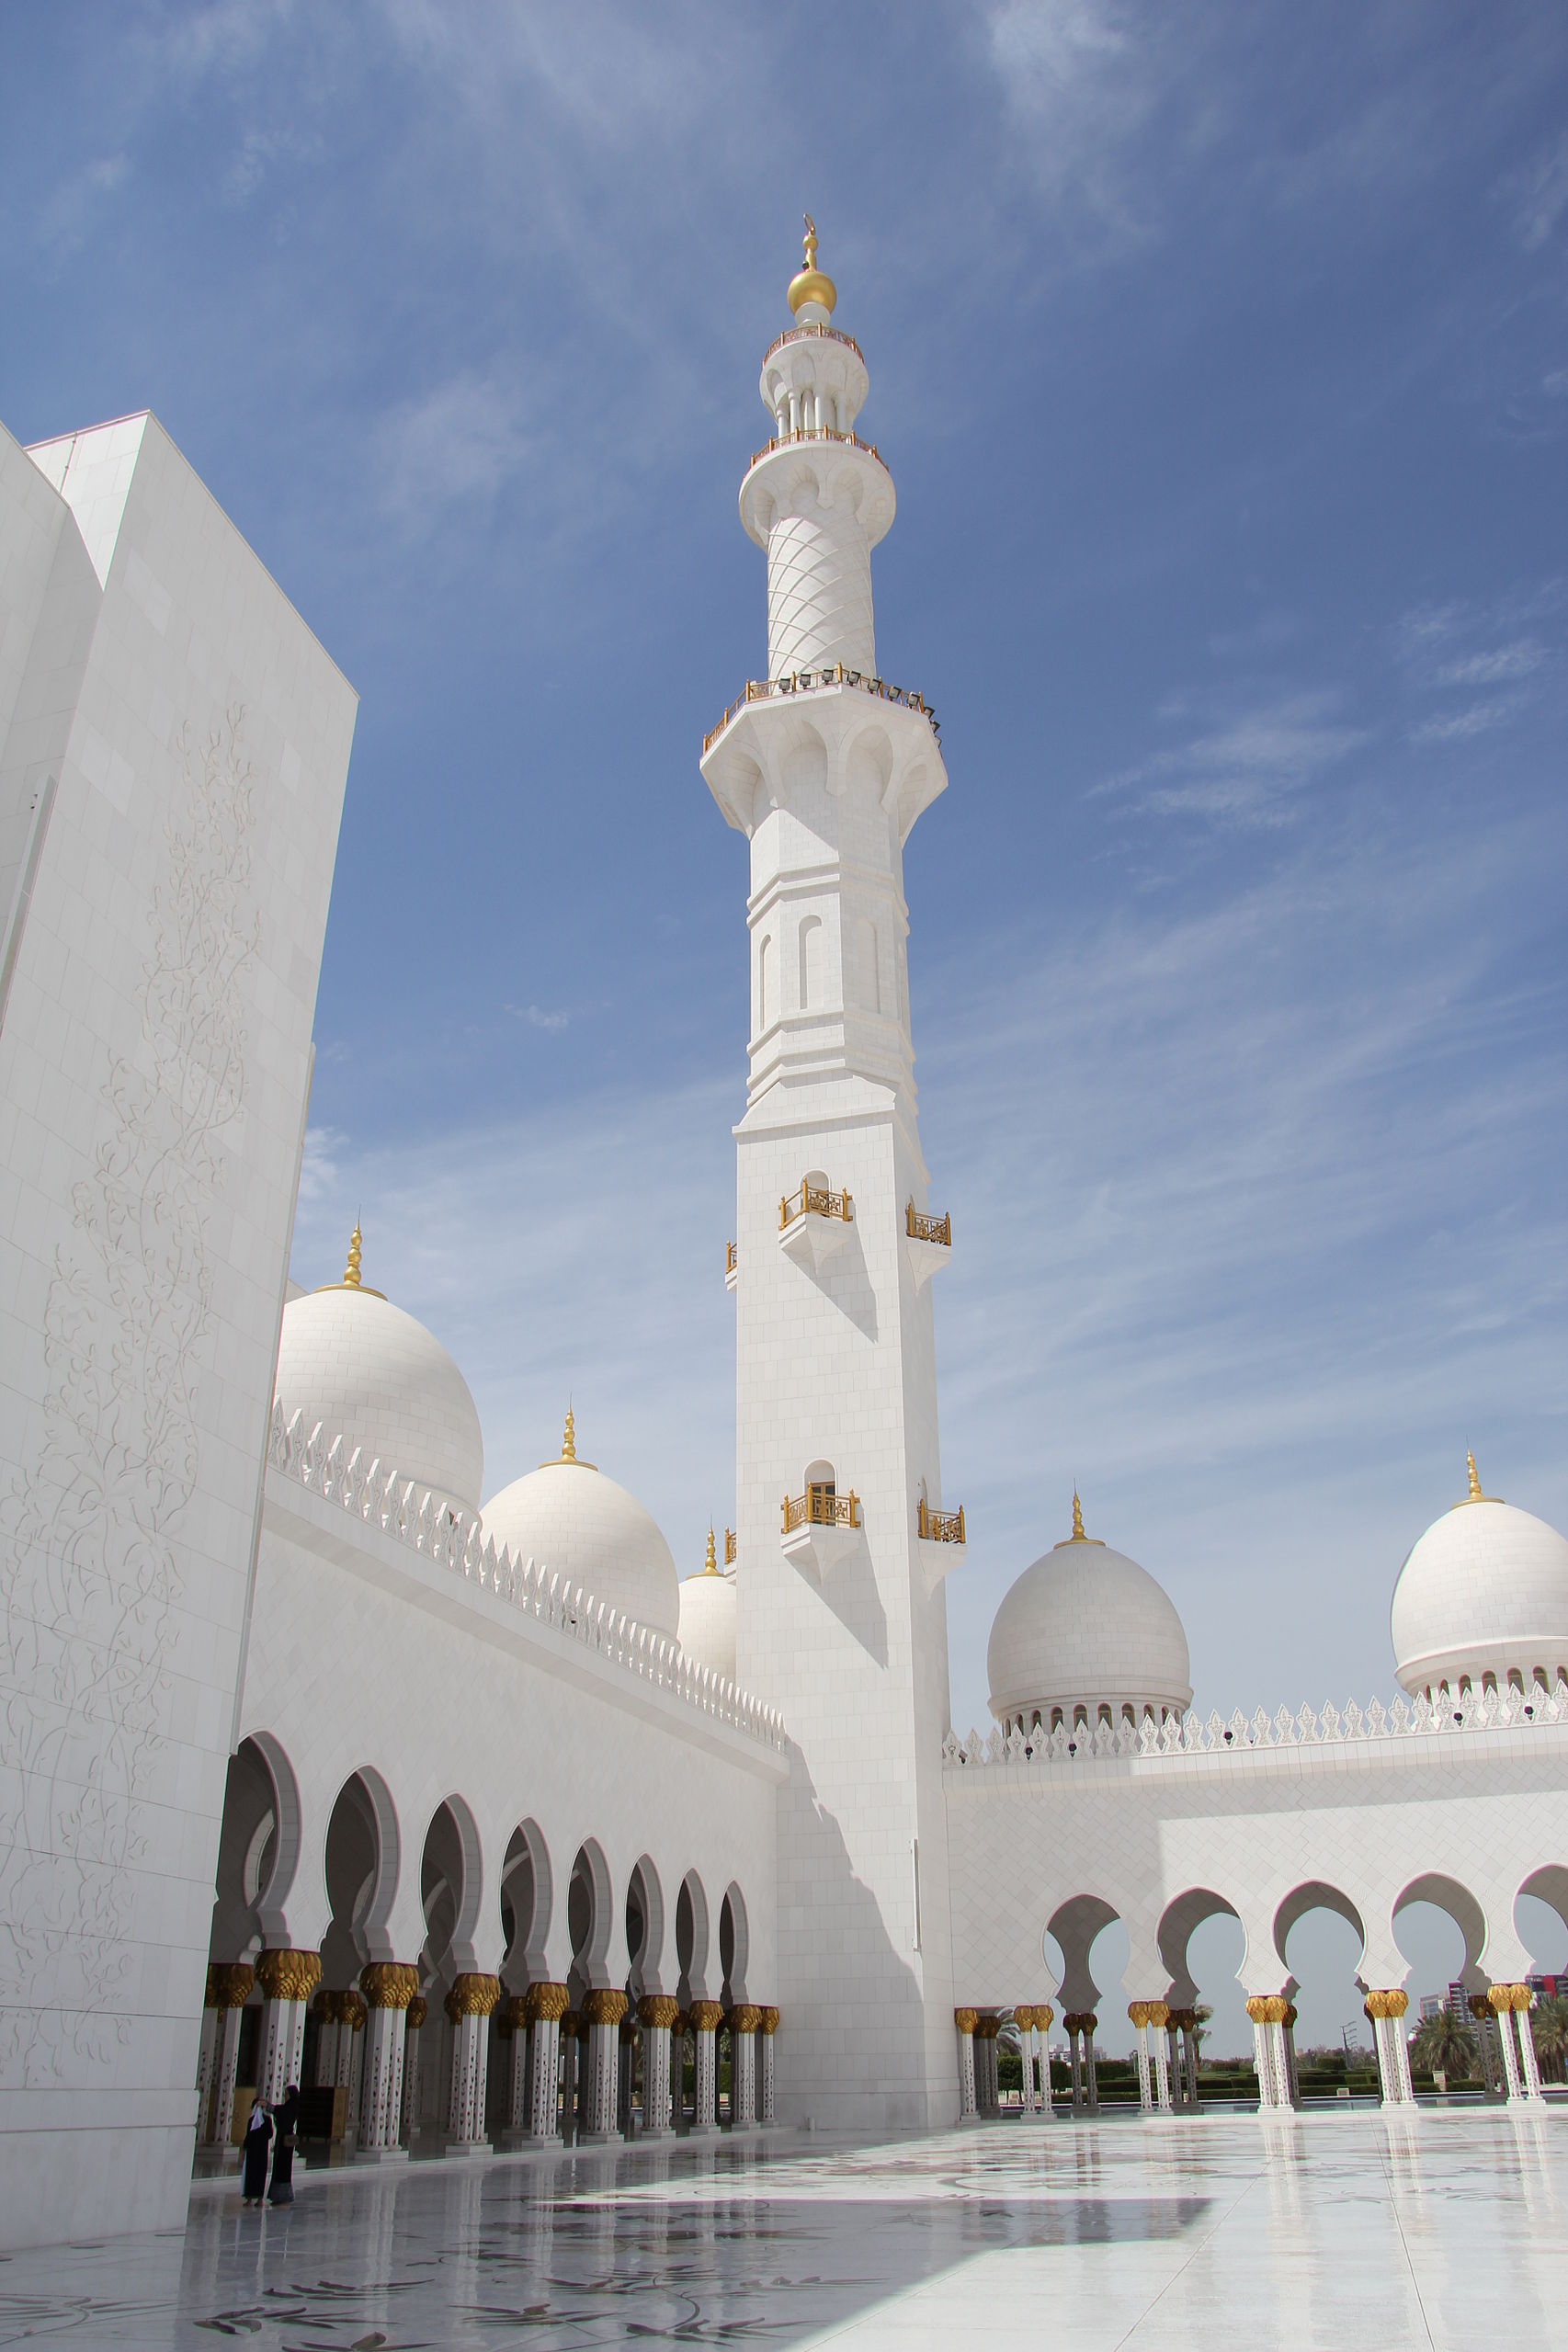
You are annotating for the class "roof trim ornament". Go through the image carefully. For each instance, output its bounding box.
[1054,1487,1106,1550]
[787,212,837,318]
[1453,1447,1500,1508]
[315,1219,385,1299]
[541,1403,597,1471]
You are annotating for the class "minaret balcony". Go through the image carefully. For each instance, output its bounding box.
[781,1483,862,1577]
[778,1176,855,1273]
[761,320,866,369]
[905,1199,952,1291]
[703,665,940,757]
[916,1496,966,1593]
[746,425,889,476]
[724,1240,739,1293]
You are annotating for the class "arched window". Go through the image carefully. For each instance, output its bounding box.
[799,915,823,1009]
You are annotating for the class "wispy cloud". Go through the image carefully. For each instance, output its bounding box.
[1510,130,1568,251]
[506,1003,570,1033]
[1095,690,1368,830]
[373,371,530,537]
[1410,700,1518,746]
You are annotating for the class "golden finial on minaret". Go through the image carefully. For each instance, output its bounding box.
[787,211,837,318]
[704,1524,719,1575]
[343,1221,363,1289]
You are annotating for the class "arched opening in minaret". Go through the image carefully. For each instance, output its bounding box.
[805,1456,836,1519]
[757,934,774,1033]
[798,914,823,1008]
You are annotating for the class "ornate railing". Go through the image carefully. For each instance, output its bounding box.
[724,1527,737,1565]
[907,1201,951,1247]
[762,320,865,368]
[725,1240,738,1276]
[783,1488,861,1534]
[780,1177,853,1230]
[265,1404,787,1753]
[748,425,886,472]
[942,1677,1568,1775]
[918,1499,965,1544]
[703,667,939,755]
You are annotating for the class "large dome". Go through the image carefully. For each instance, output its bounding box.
[275,1229,483,1515]
[987,1494,1192,1733]
[481,1412,681,1640]
[678,1532,737,1681]
[1391,1454,1568,1699]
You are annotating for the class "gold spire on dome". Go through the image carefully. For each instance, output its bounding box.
[704,1524,719,1575]
[1053,1486,1106,1550]
[787,212,837,317]
[314,1218,384,1298]
[1453,1448,1500,1508]
[540,1404,597,1471]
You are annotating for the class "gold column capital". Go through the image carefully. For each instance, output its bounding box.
[447,1971,501,2018]
[1487,1982,1530,2012]
[1246,1994,1290,2025]
[973,2015,1002,2040]
[523,1981,572,2024]
[688,1999,724,2033]
[760,2005,780,2034]
[953,2006,979,2034]
[207,1961,256,2010]
[639,1994,682,2030]
[1363,1988,1408,2020]
[405,1995,428,2030]
[728,2004,763,2035]
[360,1961,420,2011]
[581,1988,629,2028]
[256,1948,322,2005]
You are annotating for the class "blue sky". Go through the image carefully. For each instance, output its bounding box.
[6,2,1565,2038]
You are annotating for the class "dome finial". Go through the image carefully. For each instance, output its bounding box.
[1071,1488,1085,1542]
[1467,1448,1483,1501]
[562,1404,576,1462]
[787,212,837,319]
[704,1524,719,1574]
[343,1220,363,1289]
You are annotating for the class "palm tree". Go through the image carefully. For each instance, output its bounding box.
[1528,1994,1568,2085]
[1411,2007,1477,2085]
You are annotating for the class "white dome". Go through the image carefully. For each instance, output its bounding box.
[678,1555,737,1683]
[275,1249,483,1515]
[1392,1459,1568,1698]
[481,1415,681,1640]
[987,1497,1192,1731]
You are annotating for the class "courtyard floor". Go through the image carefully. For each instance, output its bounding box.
[1,2106,1563,2349]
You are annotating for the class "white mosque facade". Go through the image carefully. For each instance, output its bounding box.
[1,233,1566,2254]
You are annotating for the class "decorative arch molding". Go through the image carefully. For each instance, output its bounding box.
[1273,1880,1368,1981]
[1156,1886,1242,2008]
[676,1869,712,2005]
[720,1880,751,2005]
[328,1766,401,1966]
[568,1839,615,1993]
[1045,1893,1120,2016]
[1393,1870,1489,1983]
[500,1819,553,1986]
[627,1856,666,1997]
[244,1730,304,1948]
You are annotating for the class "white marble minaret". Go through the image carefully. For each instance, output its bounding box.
[702,222,961,2129]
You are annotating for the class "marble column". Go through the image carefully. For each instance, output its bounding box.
[1469,1994,1505,2097]
[1012,2006,1035,2112]
[401,1995,428,2142]
[954,2008,980,2121]
[972,2016,1000,2115]
[1130,2005,1154,2112]
[491,1996,528,2141]
[312,1990,342,2089]
[1083,2017,1100,2112]
[444,1972,500,2153]
[1165,2017,1185,2110]
[199,1964,255,2147]
[336,1991,366,2140]
[618,2019,637,2136]
[357,1963,418,2161]
[759,2007,779,2125]
[524,1983,570,2137]
[1281,2004,1301,2108]
[1490,1985,1541,2106]
[1031,2005,1056,2114]
[255,1949,322,2106]
[690,2001,722,2137]
[1364,1991,1413,2107]
[577,1990,628,2142]
[638,1995,679,2137]
[728,2005,761,2128]
[1065,2016,1085,2111]
[560,2013,581,2140]
[1148,2003,1174,2112]
[195,1994,220,2140]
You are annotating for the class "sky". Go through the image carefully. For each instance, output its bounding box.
[5,1,1565,2047]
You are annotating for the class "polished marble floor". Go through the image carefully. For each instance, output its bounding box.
[3,2108,1563,2349]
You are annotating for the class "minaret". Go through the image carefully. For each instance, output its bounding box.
[702,222,960,2129]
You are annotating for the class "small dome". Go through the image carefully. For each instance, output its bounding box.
[481,1411,681,1640]
[678,1530,737,1681]
[987,1493,1192,1731]
[1392,1453,1568,1698]
[787,212,836,318]
[274,1229,483,1515]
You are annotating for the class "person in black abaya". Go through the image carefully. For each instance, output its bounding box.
[240,2101,273,2205]
[268,2083,301,2205]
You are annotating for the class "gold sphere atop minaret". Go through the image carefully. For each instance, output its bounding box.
[787,213,837,317]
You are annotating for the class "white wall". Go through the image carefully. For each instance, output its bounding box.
[0,413,356,2249]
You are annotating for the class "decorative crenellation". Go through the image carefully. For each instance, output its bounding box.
[943,1674,1568,1774]
[267,1406,787,1753]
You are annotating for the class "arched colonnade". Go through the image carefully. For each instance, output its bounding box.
[195,1736,780,2163]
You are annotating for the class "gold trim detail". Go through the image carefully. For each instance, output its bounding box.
[360,1962,419,2011]
[206,1961,255,2009]
[727,2004,763,2035]
[405,1995,428,2030]
[581,1989,629,2028]
[917,1497,965,1545]
[783,1485,860,1534]
[447,1972,501,2019]
[523,1982,571,2024]
[724,1527,737,1566]
[704,667,937,756]
[953,2007,979,2034]
[688,2000,724,2033]
[780,1176,853,1230]
[906,1199,952,1247]
[760,2006,780,2034]
[639,1994,681,2030]
[255,1949,322,2005]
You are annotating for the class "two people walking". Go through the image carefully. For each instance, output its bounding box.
[240,2083,301,2207]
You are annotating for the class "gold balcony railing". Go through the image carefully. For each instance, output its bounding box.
[748,425,886,472]
[917,1499,965,1545]
[761,320,866,368]
[906,1200,951,1247]
[783,1487,861,1534]
[724,1527,737,1565]
[725,1240,739,1276]
[704,666,939,756]
[780,1176,853,1230]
